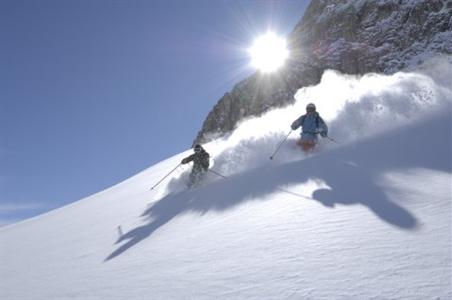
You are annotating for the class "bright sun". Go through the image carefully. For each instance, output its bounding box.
[248,32,289,73]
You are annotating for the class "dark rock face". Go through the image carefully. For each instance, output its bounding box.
[194,0,451,145]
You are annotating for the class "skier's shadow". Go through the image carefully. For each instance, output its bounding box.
[302,159,418,228]
[105,112,451,261]
[104,166,281,261]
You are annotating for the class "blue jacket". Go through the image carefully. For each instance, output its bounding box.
[291,112,328,141]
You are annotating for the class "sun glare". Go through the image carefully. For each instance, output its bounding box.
[248,32,289,73]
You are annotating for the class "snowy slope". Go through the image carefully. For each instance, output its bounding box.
[1,58,451,299]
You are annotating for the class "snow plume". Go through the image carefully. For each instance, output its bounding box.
[168,57,451,191]
[300,64,452,143]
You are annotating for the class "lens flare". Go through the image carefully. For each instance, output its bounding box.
[248,32,289,73]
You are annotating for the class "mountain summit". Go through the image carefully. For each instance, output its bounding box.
[194,0,451,144]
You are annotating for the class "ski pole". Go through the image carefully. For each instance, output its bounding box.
[150,163,181,190]
[209,169,228,179]
[270,130,293,160]
[326,136,340,144]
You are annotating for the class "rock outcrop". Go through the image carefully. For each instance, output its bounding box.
[194,0,452,145]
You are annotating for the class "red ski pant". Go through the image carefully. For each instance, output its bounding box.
[297,139,316,152]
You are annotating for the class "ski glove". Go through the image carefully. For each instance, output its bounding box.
[291,121,298,130]
[320,131,327,138]
[181,158,189,164]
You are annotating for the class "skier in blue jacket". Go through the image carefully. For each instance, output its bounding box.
[291,103,328,152]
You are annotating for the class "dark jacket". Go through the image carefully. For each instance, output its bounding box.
[182,148,210,171]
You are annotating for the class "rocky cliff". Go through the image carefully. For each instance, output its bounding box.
[194,0,452,145]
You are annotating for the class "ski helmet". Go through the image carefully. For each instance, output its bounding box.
[194,144,202,152]
[306,103,316,112]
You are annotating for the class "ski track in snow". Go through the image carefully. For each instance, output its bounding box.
[0,57,451,299]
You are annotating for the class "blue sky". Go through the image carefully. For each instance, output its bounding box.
[0,0,309,225]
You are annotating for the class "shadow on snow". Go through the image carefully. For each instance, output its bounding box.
[105,111,451,261]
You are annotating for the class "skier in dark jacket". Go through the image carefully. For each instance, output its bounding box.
[291,103,328,152]
[181,144,210,187]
